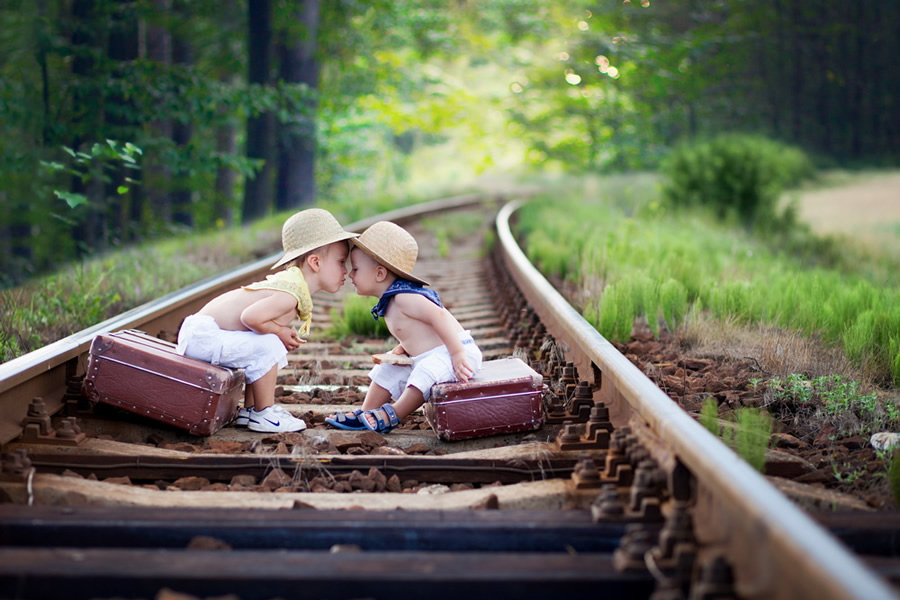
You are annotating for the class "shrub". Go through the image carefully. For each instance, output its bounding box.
[661,134,814,228]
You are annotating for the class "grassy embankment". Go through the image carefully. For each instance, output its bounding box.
[0,186,499,362]
[0,190,425,363]
[515,172,900,441]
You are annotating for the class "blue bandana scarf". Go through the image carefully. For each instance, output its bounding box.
[371,278,443,320]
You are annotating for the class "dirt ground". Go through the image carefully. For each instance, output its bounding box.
[794,171,900,257]
[621,173,900,511]
[616,329,893,510]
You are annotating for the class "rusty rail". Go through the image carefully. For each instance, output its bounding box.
[1,193,896,599]
[0,194,490,446]
[495,199,896,600]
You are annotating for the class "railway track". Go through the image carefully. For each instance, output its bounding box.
[0,195,897,600]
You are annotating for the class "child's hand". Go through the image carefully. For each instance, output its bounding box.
[389,344,407,356]
[451,352,474,382]
[278,325,305,351]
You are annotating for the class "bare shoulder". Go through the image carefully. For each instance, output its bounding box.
[391,292,440,309]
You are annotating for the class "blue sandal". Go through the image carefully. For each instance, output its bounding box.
[360,404,401,433]
[325,409,366,430]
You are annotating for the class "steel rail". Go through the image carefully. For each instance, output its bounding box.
[494,199,897,600]
[0,193,491,445]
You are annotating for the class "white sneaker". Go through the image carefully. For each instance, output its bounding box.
[247,405,307,433]
[235,407,251,427]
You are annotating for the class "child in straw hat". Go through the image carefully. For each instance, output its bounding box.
[177,208,357,433]
[325,220,482,433]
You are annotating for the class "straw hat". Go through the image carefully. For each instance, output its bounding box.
[271,208,359,270]
[351,221,430,286]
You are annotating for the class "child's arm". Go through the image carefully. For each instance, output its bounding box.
[240,291,304,351]
[393,294,473,382]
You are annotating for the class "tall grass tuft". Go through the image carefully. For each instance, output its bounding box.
[698,398,772,472]
[732,407,774,472]
[699,397,720,435]
[328,294,390,339]
[659,279,689,333]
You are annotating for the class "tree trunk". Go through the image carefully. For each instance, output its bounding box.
[106,0,140,243]
[275,0,320,211]
[70,0,104,253]
[171,25,194,228]
[143,0,173,225]
[243,0,274,222]
[214,0,240,226]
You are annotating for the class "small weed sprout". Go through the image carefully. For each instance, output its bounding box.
[832,462,865,485]
[764,373,896,436]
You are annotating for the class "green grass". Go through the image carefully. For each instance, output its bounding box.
[328,294,390,339]
[698,397,773,472]
[765,373,900,436]
[514,174,900,385]
[0,199,373,362]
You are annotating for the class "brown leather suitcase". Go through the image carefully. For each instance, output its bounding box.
[81,329,244,436]
[425,357,545,441]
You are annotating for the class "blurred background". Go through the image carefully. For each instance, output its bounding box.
[1,0,896,286]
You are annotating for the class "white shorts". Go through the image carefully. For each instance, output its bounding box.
[368,331,482,401]
[176,314,287,383]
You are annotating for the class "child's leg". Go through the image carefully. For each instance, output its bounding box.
[244,385,255,410]
[361,383,393,411]
[360,385,424,428]
[390,386,425,420]
[325,381,394,430]
[248,365,277,411]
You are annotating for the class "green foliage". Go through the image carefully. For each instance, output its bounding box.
[659,279,689,333]
[1,265,122,356]
[587,279,634,342]
[515,175,900,383]
[328,294,390,339]
[41,140,143,209]
[660,134,814,228]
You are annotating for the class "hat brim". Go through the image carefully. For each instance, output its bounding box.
[271,231,359,270]
[351,238,430,286]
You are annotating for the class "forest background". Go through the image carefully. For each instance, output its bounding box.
[1,0,897,286]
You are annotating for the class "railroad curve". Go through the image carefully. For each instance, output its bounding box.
[0,195,896,600]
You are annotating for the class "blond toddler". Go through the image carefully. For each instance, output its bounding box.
[326,221,482,433]
[177,208,357,433]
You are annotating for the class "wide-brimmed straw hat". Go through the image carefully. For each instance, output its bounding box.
[271,208,358,270]
[351,221,429,286]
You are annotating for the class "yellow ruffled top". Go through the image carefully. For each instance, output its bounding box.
[243,266,313,336]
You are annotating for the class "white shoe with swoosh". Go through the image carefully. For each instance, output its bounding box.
[247,405,307,433]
